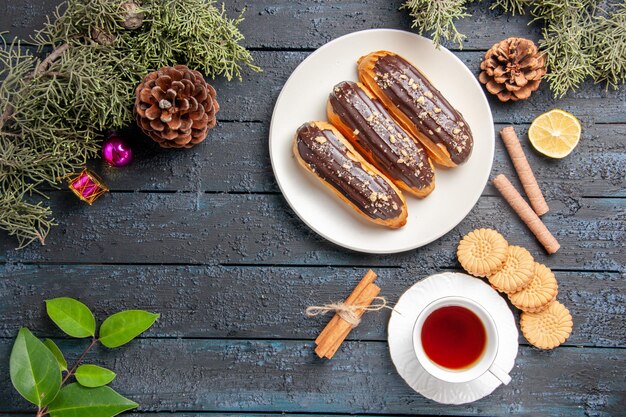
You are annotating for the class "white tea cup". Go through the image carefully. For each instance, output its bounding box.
[412,296,511,385]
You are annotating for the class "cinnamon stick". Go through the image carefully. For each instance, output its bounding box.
[315,283,380,359]
[493,174,560,254]
[500,126,549,216]
[314,269,378,359]
[314,270,377,345]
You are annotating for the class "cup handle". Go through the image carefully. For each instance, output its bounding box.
[488,362,511,385]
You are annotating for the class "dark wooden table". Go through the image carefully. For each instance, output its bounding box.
[1,1,625,416]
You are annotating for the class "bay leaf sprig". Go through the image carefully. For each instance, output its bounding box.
[9,297,159,417]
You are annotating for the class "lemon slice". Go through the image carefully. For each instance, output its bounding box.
[528,109,581,159]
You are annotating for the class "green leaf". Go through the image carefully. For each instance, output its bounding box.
[45,298,96,338]
[75,365,116,388]
[48,383,138,417]
[9,328,62,406]
[43,339,68,371]
[99,310,159,348]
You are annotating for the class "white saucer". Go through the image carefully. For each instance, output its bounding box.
[388,272,518,405]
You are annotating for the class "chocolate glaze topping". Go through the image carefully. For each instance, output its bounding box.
[329,81,434,191]
[296,123,404,220]
[373,54,473,164]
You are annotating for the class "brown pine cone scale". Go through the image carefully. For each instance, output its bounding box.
[479,37,546,102]
[135,65,219,148]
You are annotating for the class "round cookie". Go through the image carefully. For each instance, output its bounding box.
[520,300,573,349]
[488,245,534,294]
[457,228,508,277]
[508,262,558,312]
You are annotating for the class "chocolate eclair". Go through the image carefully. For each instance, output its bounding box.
[358,51,473,167]
[294,121,408,228]
[327,81,435,198]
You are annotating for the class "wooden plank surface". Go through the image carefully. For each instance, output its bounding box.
[0,411,448,417]
[213,51,626,124]
[0,411,458,417]
[0,0,624,416]
[8,49,624,124]
[7,38,625,126]
[0,194,623,271]
[88,122,624,197]
[2,1,542,51]
[1,339,624,416]
[1,265,624,347]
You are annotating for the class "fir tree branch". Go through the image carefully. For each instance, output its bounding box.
[402,0,625,96]
[0,104,13,128]
[34,43,69,76]
[489,0,531,16]
[590,2,626,89]
[0,1,261,248]
[401,0,470,48]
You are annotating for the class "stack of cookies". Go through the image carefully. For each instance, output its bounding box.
[457,228,573,350]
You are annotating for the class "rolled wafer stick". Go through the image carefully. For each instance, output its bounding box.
[493,174,560,254]
[500,126,549,216]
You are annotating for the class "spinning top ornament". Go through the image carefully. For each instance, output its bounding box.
[67,169,109,205]
[102,132,133,167]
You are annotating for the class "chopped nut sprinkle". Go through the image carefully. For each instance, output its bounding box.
[314,136,327,144]
[453,128,461,134]
[389,134,396,143]
[433,107,441,113]
[424,91,433,99]
[416,96,425,104]
[369,192,378,202]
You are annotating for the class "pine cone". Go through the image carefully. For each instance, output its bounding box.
[479,37,546,102]
[135,65,219,149]
[91,28,116,46]
[120,1,144,30]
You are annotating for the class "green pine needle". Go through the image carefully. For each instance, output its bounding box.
[0,0,261,248]
[591,2,626,89]
[402,0,626,97]
[401,0,470,49]
[488,0,530,16]
[539,12,594,98]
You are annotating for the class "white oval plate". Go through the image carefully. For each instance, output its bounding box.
[269,29,494,254]
[388,272,518,404]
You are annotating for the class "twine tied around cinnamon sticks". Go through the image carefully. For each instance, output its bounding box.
[307,269,384,359]
[305,296,389,328]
